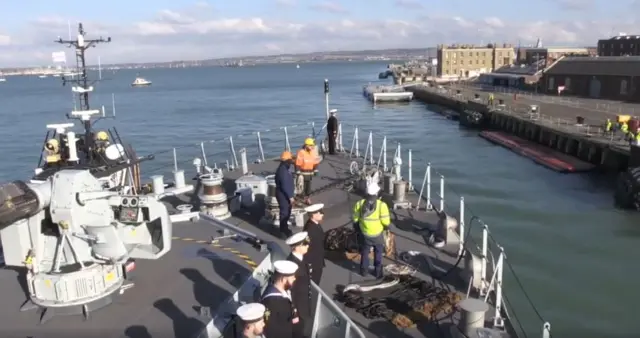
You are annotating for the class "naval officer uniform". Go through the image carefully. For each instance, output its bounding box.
[236,302,266,338]
[261,260,300,338]
[302,203,326,285]
[285,232,313,338]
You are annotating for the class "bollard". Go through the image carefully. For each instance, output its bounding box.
[151,175,165,195]
[498,99,504,105]
[383,173,395,195]
[173,170,186,189]
[457,298,489,338]
[474,93,480,100]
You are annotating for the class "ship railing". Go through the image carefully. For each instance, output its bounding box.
[342,124,551,338]
[414,82,630,148]
[144,121,550,338]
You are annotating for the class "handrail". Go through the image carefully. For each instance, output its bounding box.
[145,119,551,338]
[310,280,367,338]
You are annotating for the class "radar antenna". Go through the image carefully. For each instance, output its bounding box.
[55,23,111,161]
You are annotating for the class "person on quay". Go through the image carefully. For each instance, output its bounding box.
[352,183,391,279]
[326,109,339,155]
[295,138,320,205]
[604,118,612,136]
[261,260,301,338]
[285,232,313,338]
[275,150,295,238]
[303,204,326,285]
[236,303,267,338]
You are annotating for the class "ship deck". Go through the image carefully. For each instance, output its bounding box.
[0,153,505,338]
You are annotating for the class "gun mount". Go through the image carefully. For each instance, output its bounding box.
[0,169,172,323]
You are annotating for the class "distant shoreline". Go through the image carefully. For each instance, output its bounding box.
[0,58,427,76]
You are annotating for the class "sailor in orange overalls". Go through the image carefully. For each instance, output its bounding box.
[295,138,319,205]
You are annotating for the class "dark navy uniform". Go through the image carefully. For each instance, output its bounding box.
[287,252,312,338]
[261,284,297,338]
[275,159,295,236]
[302,205,325,285]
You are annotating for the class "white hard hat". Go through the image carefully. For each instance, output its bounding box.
[366,183,380,195]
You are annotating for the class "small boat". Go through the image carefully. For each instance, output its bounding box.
[0,78,6,82]
[363,84,413,103]
[296,64,300,69]
[131,77,152,87]
[38,75,47,79]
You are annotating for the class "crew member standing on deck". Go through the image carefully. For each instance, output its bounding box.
[275,151,295,238]
[352,183,391,279]
[295,138,319,205]
[285,232,313,338]
[236,303,267,338]
[261,260,300,338]
[326,109,339,155]
[303,204,326,285]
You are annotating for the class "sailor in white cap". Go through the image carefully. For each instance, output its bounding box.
[236,303,266,338]
[352,182,390,279]
[261,260,300,338]
[302,204,325,285]
[285,232,313,338]
[326,109,339,155]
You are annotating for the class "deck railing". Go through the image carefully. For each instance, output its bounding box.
[147,120,551,338]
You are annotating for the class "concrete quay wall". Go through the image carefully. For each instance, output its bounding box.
[406,85,630,171]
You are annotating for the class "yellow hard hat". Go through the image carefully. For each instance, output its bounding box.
[96,131,109,141]
[45,139,59,151]
[304,138,315,146]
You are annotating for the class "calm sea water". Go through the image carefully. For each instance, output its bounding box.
[1,62,639,336]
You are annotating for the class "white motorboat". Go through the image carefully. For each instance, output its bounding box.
[363,84,413,103]
[131,77,152,87]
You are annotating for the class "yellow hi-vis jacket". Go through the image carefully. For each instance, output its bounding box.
[352,199,390,237]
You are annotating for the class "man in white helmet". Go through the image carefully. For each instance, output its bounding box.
[351,182,390,278]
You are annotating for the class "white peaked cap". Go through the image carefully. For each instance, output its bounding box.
[285,231,308,246]
[304,203,324,213]
[367,183,380,195]
[273,260,298,275]
[236,303,266,322]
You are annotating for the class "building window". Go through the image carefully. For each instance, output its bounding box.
[469,60,473,65]
[446,61,449,65]
[469,52,473,56]
[565,77,571,89]
[621,79,628,95]
[459,52,463,57]
[548,77,555,90]
[476,60,479,64]
[476,52,480,56]
[444,53,448,59]
[498,52,502,57]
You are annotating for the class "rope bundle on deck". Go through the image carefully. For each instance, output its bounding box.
[324,227,397,262]
[335,275,461,328]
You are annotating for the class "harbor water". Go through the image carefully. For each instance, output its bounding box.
[1,62,638,337]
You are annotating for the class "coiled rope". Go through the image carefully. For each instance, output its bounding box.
[334,275,461,328]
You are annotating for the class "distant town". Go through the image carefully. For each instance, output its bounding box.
[0,48,438,76]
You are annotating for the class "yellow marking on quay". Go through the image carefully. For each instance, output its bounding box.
[172,235,259,269]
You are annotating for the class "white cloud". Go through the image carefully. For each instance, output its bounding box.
[394,0,424,9]
[0,8,637,67]
[310,2,347,13]
[0,34,10,46]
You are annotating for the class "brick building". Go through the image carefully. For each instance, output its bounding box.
[598,34,640,56]
[436,43,515,78]
[541,56,640,101]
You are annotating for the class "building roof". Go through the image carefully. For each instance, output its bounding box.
[494,59,545,75]
[600,35,640,41]
[545,56,640,76]
[481,73,526,79]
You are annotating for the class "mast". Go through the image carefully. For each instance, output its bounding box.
[55,23,111,161]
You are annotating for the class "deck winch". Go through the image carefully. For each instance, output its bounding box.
[198,169,230,220]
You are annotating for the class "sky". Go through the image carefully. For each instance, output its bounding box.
[0,0,637,67]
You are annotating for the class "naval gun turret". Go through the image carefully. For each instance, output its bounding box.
[0,169,172,323]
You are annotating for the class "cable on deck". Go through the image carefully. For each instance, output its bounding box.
[334,274,461,328]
